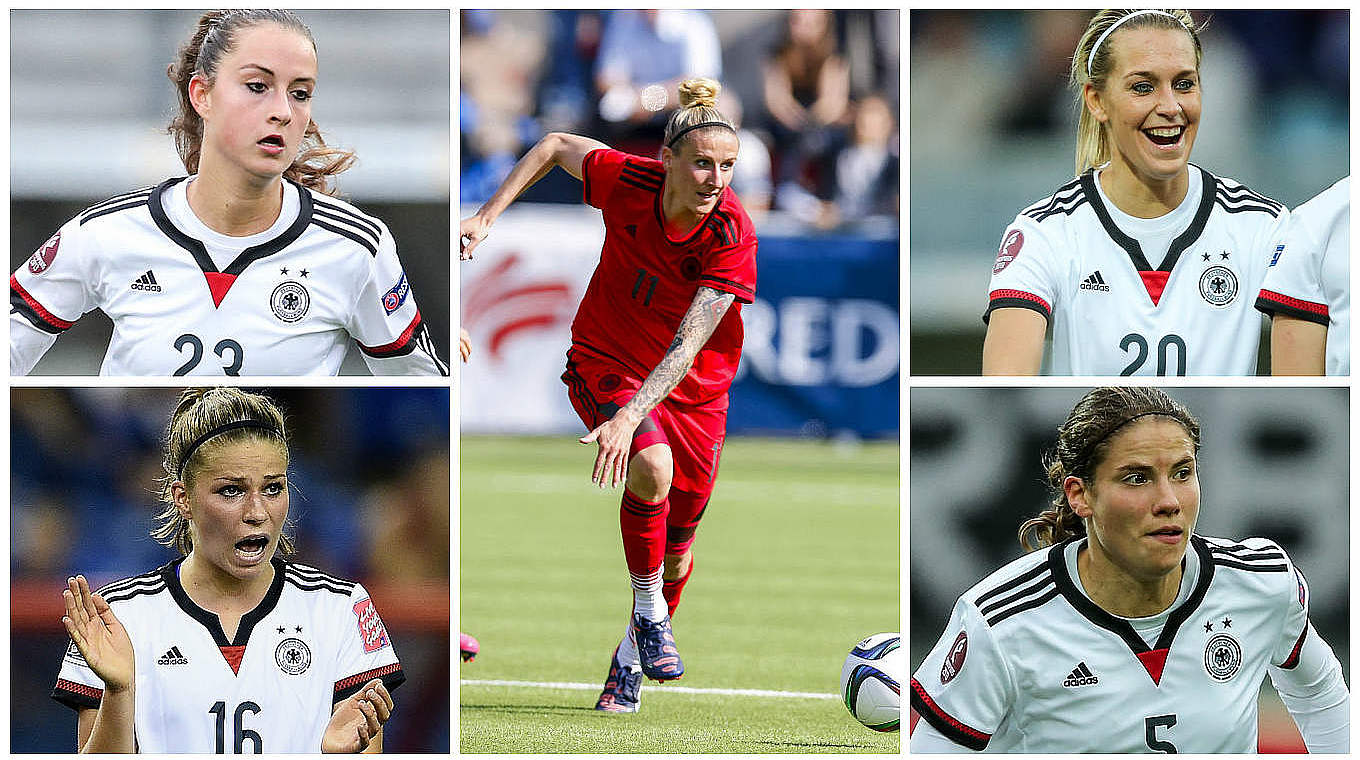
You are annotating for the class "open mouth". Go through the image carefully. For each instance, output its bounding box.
[258,135,286,153]
[235,535,269,561]
[1143,125,1185,148]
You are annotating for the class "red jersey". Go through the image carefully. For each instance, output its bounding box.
[572,148,758,406]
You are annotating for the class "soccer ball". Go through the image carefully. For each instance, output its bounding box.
[840,632,901,732]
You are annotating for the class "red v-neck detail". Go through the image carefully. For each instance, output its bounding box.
[204,272,238,308]
[1137,648,1169,685]
[1140,271,1170,306]
[220,645,246,675]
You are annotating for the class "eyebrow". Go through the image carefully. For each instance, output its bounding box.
[1114,455,1195,472]
[239,64,315,85]
[1123,69,1197,80]
[214,473,288,482]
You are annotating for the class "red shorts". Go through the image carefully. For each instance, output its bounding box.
[562,350,728,514]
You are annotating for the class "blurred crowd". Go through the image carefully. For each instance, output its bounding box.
[11,388,449,584]
[461,9,899,230]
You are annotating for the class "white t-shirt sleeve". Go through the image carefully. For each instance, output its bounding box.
[911,715,983,753]
[347,221,448,376]
[910,597,1016,751]
[1256,188,1336,325]
[984,215,1061,325]
[1266,561,1351,753]
[333,582,405,704]
[52,638,106,711]
[10,218,98,374]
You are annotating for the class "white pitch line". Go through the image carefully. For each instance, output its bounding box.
[462,678,840,700]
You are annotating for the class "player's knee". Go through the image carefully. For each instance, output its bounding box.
[663,550,691,581]
[627,444,672,502]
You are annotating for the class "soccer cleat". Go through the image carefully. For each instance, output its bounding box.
[460,632,480,662]
[632,613,684,681]
[594,647,642,713]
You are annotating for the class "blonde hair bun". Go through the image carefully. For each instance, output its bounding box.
[678,77,721,109]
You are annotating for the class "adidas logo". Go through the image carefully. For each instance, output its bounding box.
[131,270,162,292]
[1063,661,1098,687]
[157,646,189,666]
[1079,271,1110,292]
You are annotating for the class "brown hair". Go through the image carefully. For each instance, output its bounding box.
[153,388,293,556]
[1018,387,1201,551]
[167,10,356,196]
[662,77,738,151]
[1070,10,1203,176]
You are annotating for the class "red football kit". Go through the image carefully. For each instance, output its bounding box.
[561,147,757,611]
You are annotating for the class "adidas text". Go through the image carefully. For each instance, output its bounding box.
[158,653,188,665]
[1079,281,1109,292]
[1063,674,1098,687]
[131,282,162,292]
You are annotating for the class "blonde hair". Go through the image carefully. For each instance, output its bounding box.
[153,388,294,556]
[1018,387,1200,551]
[662,77,737,150]
[167,10,356,196]
[1070,9,1203,176]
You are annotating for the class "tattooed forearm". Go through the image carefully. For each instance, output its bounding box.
[621,286,736,418]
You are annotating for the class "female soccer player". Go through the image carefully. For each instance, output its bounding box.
[911,387,1350,752]
[10,10,446,376]
[982,10,1288,376]
[54,388,404,752]
[1255,176,1350,376]
[461,77,756,713]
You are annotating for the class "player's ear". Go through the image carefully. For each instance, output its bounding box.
[660,145,674,172]
[1083,82,1108,125]
[171,480,191,521]
[188,73,213,120]
[1064,475,1094,519]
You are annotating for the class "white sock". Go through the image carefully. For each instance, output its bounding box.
[616,620,641,669]
[630,566,666,621]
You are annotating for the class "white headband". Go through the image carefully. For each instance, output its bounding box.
[1087,10,1188,77]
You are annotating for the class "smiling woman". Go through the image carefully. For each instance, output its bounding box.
[980,10,1289,377]
[9,10,447,376]
[910,387,1350,752]
[53,388,405,753]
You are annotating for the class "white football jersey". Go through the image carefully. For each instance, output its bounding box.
[52,558,404,753]
[912,535,1329,753]
[1255,176,1350,375]
[10,177,448,376]
[985,165,1288,375]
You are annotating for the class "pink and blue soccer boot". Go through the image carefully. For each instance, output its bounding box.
[632,613,684,681]
[594,647,642,713]
[460,632,480,662]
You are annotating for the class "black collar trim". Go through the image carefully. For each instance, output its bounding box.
[161,555,287,647]
[1048,534,1215,656]
[1080,165,1217,275]
[148,177,315,277]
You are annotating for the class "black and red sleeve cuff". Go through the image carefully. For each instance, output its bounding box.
[699,275,755,304]
[52,678,102,711]
[1255,290,1329,326]
[910,677,991,751]
[11,276,74,334]
[334,662,406,703]
[983,289,1052,325]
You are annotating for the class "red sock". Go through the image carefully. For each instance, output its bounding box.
[620,489,667,585]
[663,556,694,618]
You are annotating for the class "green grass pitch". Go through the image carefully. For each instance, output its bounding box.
[460,435,900,753]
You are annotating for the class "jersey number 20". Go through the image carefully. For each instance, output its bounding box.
[1120,333,1187,376]
[210,700,262,753]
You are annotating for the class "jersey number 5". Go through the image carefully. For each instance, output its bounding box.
[1120,333,1187,376]
[174,334,244,376]
[210,700,262,753]
[1144,714,1177,753]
